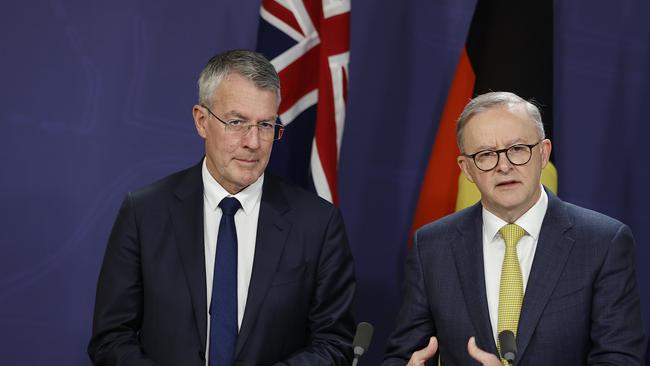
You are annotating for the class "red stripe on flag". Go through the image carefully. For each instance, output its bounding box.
[409,48,475,246]
[302,0,323,33]
[311,2,348,204]
[320,13,350,55]
[314,50,339,203]
[277,47,320,114]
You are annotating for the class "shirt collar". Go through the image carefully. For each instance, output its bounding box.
[482,186,548,242]
[201,158,264,215]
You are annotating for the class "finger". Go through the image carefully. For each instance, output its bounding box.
[407,336,438,366]
[467,336,488,360]
[467,337,502,364]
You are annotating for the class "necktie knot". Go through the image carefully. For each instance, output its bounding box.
[219,197,241,216]
[499,224,526,249]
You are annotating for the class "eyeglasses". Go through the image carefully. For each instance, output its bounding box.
[201,104,284,141]
[463,141,542,171]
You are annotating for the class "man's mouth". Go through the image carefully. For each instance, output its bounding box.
[234,157,258,164]
[496,180,520,188]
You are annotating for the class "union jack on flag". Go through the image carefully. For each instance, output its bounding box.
[256,0,350,204]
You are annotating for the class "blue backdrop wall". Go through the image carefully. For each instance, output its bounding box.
[1,1,649,365]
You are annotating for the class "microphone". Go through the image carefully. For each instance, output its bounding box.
[498,330,517,365]
[351,322,374,366]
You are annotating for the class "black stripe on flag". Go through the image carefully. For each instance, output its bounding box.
[466,0,554,144]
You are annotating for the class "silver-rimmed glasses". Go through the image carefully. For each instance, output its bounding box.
[201,104,284,141]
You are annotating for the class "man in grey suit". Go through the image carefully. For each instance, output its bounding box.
[88,50,355,365]
[383,91,646,365]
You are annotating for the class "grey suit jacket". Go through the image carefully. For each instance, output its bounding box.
[384,190,646,365]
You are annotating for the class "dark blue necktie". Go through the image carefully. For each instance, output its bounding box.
[209,197,241,366]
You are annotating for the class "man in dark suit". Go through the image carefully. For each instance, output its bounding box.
[383,92,646,365]
[88,50,355,365]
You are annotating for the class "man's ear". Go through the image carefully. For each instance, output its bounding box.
[540,138,552,168]
[192,105,207,139]
[457,155,475,183]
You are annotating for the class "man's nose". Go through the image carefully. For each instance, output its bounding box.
[495,150,513,172]
[241,125,261,148]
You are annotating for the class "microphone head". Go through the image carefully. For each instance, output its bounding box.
[352,322,374,357]
[498,330,517,363]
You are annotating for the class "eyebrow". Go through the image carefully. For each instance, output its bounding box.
[223,111,278,123]
[474,138,529,151]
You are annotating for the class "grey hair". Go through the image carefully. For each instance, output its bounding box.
[456,91,546,153]
[197,49,281,107]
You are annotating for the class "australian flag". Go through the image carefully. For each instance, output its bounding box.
[256,0,350,205]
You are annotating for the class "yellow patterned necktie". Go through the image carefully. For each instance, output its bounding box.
[497,224,526,365]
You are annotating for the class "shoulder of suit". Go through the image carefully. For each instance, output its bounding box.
[264,173,336,212]
[545,193,628,245]
[128,164,199,203]
[556,198,626,234]
[416,203,480,236]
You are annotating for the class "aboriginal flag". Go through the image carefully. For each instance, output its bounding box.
[410,0,556,238]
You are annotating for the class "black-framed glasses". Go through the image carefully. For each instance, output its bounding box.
[463,141,542,171]
[201,104,284,141]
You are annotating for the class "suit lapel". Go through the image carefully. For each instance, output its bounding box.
[235,175,291,358]
[516,191,574,359]
[452,204,499,355]
[169,162,208,351]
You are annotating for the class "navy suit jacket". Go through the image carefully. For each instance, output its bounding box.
[384,190,646,365]
[88,162,356,365]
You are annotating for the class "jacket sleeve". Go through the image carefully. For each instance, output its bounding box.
[87,193,160,366]
[382,231,437,366]
[274,207,356,366]
[587,224,647,365]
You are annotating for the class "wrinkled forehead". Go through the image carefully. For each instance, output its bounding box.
[212,72,280,107]
[464,105,539,144]
[472,104,536,128]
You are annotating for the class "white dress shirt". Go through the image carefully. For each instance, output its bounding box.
[482,187,548,343]
[202,159,262,361]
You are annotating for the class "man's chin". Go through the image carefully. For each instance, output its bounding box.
[235,172,263,186]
